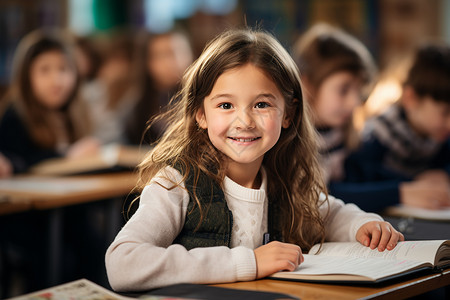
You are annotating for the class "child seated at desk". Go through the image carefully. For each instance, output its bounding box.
[292,23,376,185]
[105,28,403,292]
[342,43,450,211]
[0,29,100,175]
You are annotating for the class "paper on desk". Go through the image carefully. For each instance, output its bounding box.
[386,205,450,221]
[8,278,197,300]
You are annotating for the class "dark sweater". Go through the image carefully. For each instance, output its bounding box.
[172,164,283,250]
[0,105,60,173]
[329,105,450,213]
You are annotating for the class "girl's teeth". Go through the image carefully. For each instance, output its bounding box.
[234,138,256,142]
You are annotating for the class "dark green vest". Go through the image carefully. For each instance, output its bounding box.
[172,165,283,250]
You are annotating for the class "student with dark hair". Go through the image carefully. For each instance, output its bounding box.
[0,29,99,174]
[292,23,376,184]
[0,29,106,297]
[339,43,450,211]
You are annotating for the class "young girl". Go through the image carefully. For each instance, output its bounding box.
[292,23,376,184]
[105,28,403,292]
[0,29,99,173]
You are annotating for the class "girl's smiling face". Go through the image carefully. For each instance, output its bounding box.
[196,63,290,171]
[30,50,76,109]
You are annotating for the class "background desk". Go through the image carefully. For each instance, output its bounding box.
[0,172,138,212]
[214,268,450,299]
[0,172,138,297]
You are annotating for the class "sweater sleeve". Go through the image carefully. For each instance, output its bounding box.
[105,166,256,292]
[319,193,383,242]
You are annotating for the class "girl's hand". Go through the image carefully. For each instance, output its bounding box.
[253,241,303,279]
[356,221,404,252]
[66,137,101,159]
[400,180,450,209]
[0,153,12,178]
[400,170,450,209]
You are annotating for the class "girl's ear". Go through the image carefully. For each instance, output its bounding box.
[282,98,299,128]
[195,107,208,129]
[282,113,291,128]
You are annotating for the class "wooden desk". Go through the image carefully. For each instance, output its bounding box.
[0,172,139,290]
[0,172,138,213]
[0,198,32,215]
[214,268,450,299]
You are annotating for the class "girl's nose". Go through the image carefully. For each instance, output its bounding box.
[235,108,256,130]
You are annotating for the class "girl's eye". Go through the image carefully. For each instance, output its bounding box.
[219,103,233,109]
[255,102,270,109]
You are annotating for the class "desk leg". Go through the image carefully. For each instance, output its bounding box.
[48,208,62,286]
[106,197,123,245]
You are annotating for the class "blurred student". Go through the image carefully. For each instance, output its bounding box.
[292,24,376,184]
[344,43,450,211]
[81,31,136,145]
[125,31,193,145]
[0,29,99,174]
[74,35,102,83]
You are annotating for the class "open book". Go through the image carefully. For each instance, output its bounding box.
[29,145,150,176]
[270,240,450,283]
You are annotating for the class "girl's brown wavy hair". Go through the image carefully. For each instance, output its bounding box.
[136,28,328,251]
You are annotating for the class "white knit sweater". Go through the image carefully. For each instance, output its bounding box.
[105,166,382,291]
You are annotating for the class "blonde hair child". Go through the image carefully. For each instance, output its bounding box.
[105,29,403,292]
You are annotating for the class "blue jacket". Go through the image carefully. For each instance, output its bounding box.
[329,137,450,213]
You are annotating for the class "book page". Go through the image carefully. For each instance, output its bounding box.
[272,254,429,281]
[8,279,132,300]
[309,240,446,265]
[8,279,205,300]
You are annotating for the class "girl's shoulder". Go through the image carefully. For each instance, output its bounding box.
[145,165,185,190]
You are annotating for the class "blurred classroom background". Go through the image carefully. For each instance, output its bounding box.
[0,0,449,298]
[1,0,449,98]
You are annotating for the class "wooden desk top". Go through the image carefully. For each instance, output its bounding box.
[0,172,138,214]
[214,268,450,299]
